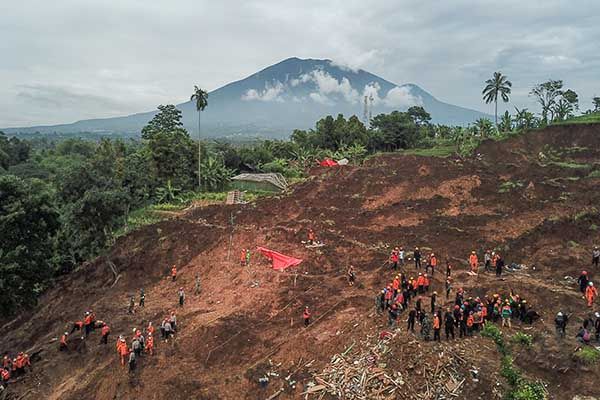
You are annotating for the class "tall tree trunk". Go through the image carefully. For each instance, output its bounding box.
[198,110,202,191]
[494,98,498,129]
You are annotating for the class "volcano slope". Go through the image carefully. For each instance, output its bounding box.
[2,124,600,400]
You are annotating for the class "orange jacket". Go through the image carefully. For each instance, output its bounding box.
[146,336,154,349]
[586,286,598,299]
[84,315,92,326]
[171,266,177,277]
[60,335,68,345]
[119,344,130,356]
[303,310,311,319]
[308,230,315,241]
[412,280,418,290]
[481,306,488,318]
[147,325,155,335]
[116,339,125,354]
[423,276,430,286]
[1,368,9,381]
[101,325,110,336]
[416,276,425,286]
[433,316,440,329]
[430,256,437,267]
[466,315,474,327]
[240,250,246,261]
[14,355,24,369]
[469,254,478,266]
[2,356,10,368]
[392,278,400,290]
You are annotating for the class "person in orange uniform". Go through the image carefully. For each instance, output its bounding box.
[307,229,316,245]
[240,249,247,266]
[433,313,441,342]
[429,253,437,276]
[59,332,69,351]
[117,337,129,366]
[171,265,177,282]
[586,282,598,307]
[469,251,478,274]
[147,321,155,336]
[145,333,154,355]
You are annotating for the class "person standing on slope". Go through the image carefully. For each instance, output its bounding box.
[414,247,422,270]
[586,282,598,307]
[303,306,311,327]
[171,265,177,282]
[578,271,589,294]
[593,246,600,268]
[469,251,478,274]
[178,287,185,307]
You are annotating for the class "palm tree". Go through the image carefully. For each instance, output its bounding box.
[482,72,512,128]
[190,86,209,190]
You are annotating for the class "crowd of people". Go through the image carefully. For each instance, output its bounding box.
[1,352,31,388]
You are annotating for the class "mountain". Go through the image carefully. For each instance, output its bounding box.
[3,58,492,138]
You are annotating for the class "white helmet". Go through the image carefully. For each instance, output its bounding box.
[557,312,563,316]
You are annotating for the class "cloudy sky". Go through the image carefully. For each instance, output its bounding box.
[1,0,599,127]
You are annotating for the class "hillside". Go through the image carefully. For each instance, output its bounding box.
[2,124,600,399]
[2,58,492,138]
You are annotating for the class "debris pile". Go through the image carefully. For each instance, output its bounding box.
[304,336,468,399]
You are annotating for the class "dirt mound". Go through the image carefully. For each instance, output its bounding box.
[2,124,600,399]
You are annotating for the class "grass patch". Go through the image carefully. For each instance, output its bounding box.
[574,346,600,365]
[554,112,600,125]
[511,332,533,348]
[587,170,600,179]
[546,161,592,170]
[401,144,457,158]
[115,207,167,238]
[499,180,524,193]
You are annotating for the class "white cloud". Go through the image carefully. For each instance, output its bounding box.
[300,69,360,103]
[383,86,422,108]
[309,92,333,105]
[241,80,285,102]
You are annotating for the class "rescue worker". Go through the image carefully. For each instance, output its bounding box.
[423,274,430,292]
[388,304,399,328]
[501,301,512,328]
[14,353,25,376]
[347,265,356,286]
[495,254,504,277]
[100,323,110,345]
[399,247,405,266]
[178,287,185,307]
[446,260,452,277]
[170,311,177,332]
[433,313,441,342]
[145,333,154,355]
[147,321,155,336]
[407,308,417,332]
[131,337,142,358]
[414,247,422,270]
[458,310,467,338]
[307,228,315,245]
[117,337,128,366]
[1,367,9,386]
[240,249,247,266]
[593,246,600,268]
[2,355,10,370]
[128,295,135,314]
[139,288,145,307]
[469,251,478,274]
[84,312,93,337]
[163,319,173,341]
[245,249,251,266]
[128,349,136,372]
[586,282,598,307]
[390,248,399,270]
[376,289,385,314]
[60,332,69,351]
[578,271,589,293]
[195,274,201,295]
[466,312,474,336]
[594,312,600,342]
[70,320,83,334]
[303,306,311,327]
[430,291,437,314]
[445,278,452,299]
[444,308,455,340]
[420,313,432,341]
[417,273,425,294]
[171,265,177,282]
[484,250,492,273]
[428,253,437,276]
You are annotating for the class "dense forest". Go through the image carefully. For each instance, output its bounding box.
[1,82,599,317]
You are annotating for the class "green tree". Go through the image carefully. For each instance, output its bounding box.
[530,80,563,124]
[499,110,513,133]
[142,105,196,189]
[407,106,432,126]
[474,118,495,137]
[190,86,209,190]
[370,111,420,150]
[0,176,59,315]
[482,72,512,128]
[200,157,234,191]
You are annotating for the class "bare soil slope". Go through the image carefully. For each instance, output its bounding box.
[2,124,600,399]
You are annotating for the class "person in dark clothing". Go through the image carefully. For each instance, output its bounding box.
[458,311,467,338]
[444,309,455,340]
[594,312,600,341]
[495,255,505,277]
[554,311,568,338]
[376,290,385,314]
[388,304,399,328]
[578,271,589,293]
[415,297,422,314]
[414,247,422,270]
[139,288,145,307]
[430,292,437,314]
[592,246,600,268]
[445,279,452,299]
[407,309,417,332]
[453,306,461,328]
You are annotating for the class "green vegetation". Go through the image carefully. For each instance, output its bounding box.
[574,346,600,365]
[482,71,512,127]
[401,144,456,158]
[555,111,600,125]
[482,324,547,400]
[587,170,600,178]
[546,161,591,170]
[511,332,533,348]
[499,180,524,193]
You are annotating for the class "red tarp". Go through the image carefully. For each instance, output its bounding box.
[319,158,338,167]
[257,247,303,271]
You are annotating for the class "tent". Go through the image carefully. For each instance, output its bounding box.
[231,173,287,192]
[257,247,303,271]
[319,158,338,167]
